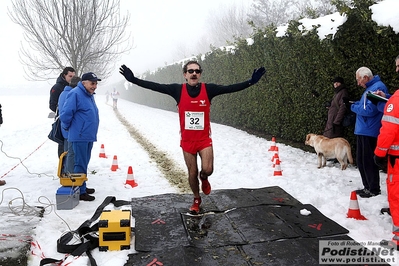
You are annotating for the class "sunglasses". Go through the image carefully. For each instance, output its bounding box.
[186,69,202,74]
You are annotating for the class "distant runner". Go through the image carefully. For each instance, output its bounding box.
[111,88,120,109]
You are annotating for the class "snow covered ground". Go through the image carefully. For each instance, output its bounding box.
[0,94,396,265]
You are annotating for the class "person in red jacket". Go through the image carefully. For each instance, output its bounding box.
[0,103,4,186]
[120,61,266,213]
[374,55,399,249]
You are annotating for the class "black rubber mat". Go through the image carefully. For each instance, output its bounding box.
[126,186,387,266]
[127,245,251,266]
[127,237,390,266]
[134,210,187,252]
[272,203,350,238]
[181,211,245,248]
[209,186,302,210]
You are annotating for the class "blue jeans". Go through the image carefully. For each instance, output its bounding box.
[72,142,93,194]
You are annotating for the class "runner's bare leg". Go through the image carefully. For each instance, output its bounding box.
[183,151,200,198]
[199,146,214,179]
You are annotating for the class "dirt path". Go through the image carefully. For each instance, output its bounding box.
[114,110,191,193]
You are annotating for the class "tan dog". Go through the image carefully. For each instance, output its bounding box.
[305,133,353,170]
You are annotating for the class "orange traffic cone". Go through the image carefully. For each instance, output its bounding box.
[125,166,138,188]
[99,144,107,158]
[110,155,119,171]
[271,147,279,161]
[273,159,282,176]
[271,153,277,165]
[347,191,367,220]
[268,137,276,151]
[272,153,280,168]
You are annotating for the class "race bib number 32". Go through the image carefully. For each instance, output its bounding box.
[185,111,204,130]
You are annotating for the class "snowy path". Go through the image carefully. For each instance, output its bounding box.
[0,95,395,265]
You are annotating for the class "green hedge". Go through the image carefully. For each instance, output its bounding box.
[117,0,399,148]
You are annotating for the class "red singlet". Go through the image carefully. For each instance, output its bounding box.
[178,83,212,153]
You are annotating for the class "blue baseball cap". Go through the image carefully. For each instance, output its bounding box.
[81,72,101,81]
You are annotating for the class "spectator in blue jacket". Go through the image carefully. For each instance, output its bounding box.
[60,72,100,201]
[58,76,81,174]
[347,67,388,198]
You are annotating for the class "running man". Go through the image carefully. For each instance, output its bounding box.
[119,61,266,213]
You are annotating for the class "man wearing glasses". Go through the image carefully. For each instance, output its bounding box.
[120,61,265,213]
[347,67,388,199]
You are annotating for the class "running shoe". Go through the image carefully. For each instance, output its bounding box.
[189,197,202,213]
[201,178,211,195]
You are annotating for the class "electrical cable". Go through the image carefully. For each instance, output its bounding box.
[0,139,57,180]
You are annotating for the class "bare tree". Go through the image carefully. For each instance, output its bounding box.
[249,0,302,27]
[8,0,131,81]
[193,35,213,57]
[170,2,252,62]
[298,0,337,19]
[172,43,193,63]
[248,0,338,28]
[204,2,252,47]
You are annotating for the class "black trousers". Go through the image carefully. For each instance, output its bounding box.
[58,142,64,158]
[356,135,380,193]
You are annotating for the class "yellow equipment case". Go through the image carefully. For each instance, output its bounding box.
[58,151,87,186]
[98,209,131,251]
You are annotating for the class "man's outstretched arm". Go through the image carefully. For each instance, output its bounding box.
[119,64,181,101]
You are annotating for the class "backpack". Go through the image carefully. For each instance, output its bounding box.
[333,96,356,127]
[342,111,356,127]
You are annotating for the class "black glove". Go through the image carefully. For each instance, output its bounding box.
[324,101,331,108]
[119,65,135,83]
[374,155,387,169]
[343,97,353,109]
[249,67,266,85]
[311,90,320,97]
